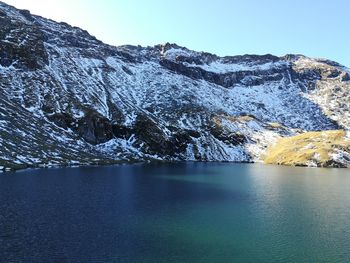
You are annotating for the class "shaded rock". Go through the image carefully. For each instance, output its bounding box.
[76,110,114,145]
[209,118,246,146]
[160,58,286,88]
[47,113,75,130]
[0,15,48,69]
[133,114,171,155]
[112,123,134,139]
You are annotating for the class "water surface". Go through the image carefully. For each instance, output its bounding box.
[0,163,350,262]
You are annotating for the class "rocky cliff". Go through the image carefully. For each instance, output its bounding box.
[0,1,349,170]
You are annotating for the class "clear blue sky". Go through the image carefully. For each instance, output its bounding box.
[3,0,350,67]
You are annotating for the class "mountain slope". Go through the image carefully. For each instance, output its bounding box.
[265,130,350,168]
[0,2,349,170]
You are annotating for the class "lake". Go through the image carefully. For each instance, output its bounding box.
[0,163,349,262]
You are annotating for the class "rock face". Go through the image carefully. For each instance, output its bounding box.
[0,1,349,169]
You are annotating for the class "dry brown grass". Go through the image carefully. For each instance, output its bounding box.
[264,130,350,167]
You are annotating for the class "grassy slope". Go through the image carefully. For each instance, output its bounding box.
[264,130,350,167]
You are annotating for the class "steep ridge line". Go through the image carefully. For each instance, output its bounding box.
[0,1,349,170]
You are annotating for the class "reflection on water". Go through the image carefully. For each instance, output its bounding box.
[0,163,350,262]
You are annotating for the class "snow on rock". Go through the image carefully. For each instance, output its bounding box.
[0,2,349,168]
[185,60,288,74]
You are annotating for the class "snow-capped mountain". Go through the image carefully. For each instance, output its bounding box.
[0,1,349,170]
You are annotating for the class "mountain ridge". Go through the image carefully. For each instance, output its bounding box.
[0,1,349,171]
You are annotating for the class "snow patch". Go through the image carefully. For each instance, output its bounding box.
[185,60,288,74]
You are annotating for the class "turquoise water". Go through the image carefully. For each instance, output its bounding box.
[0,163,350,262]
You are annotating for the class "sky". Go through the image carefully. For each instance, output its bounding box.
[3,0,350,67]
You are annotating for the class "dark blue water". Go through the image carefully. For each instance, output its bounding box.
[0,163,350,262]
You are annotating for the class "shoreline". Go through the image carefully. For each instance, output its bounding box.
[1,159,349,173]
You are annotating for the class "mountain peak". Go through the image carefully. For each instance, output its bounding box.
[0,1,349,170]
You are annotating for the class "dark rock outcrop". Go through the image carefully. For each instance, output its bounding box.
[160,57,287,88]
[0,11,48,69]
